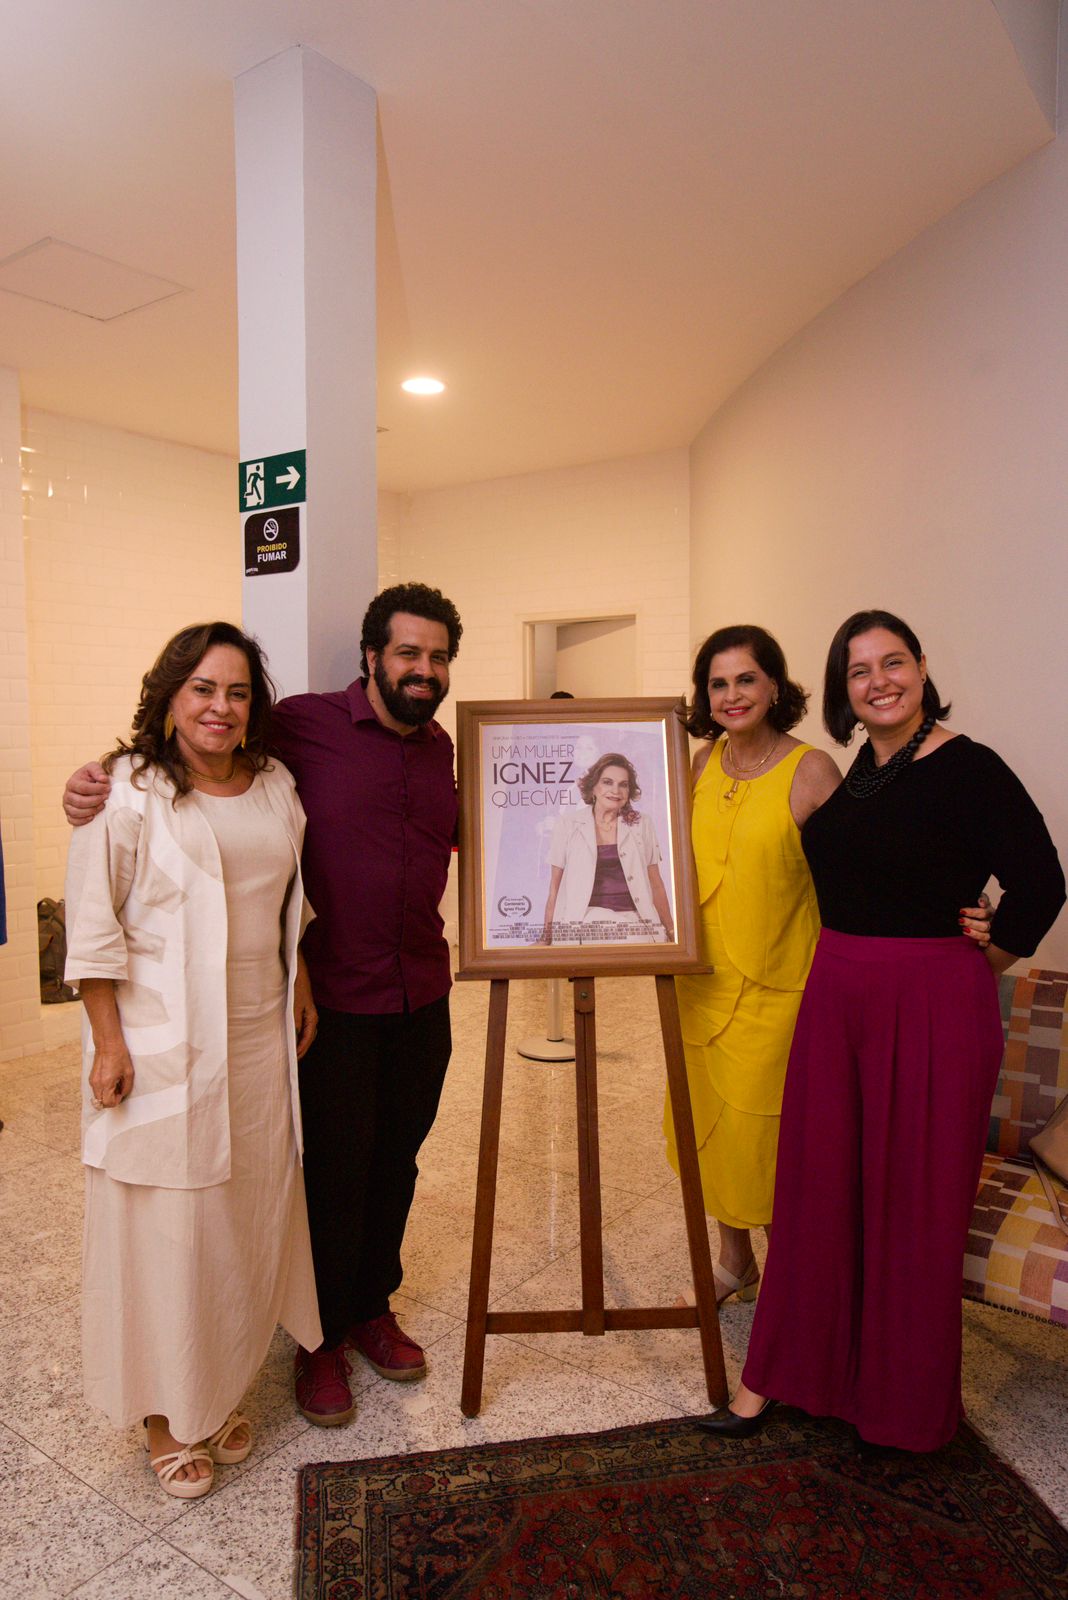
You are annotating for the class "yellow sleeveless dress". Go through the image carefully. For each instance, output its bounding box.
[664,741,820,1228]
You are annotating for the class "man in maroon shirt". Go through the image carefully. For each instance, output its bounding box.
[62,582,462,1428]
[273,583,461,1423]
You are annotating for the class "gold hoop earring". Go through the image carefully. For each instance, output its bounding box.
[240,734,247,749]
[164,712,175,740]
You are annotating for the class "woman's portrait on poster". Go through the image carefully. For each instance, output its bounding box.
[541,752,675,945]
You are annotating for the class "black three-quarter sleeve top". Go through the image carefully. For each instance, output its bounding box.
[801,736,1065,956]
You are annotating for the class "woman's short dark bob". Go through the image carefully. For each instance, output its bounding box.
[680,624,808,740]
[104,620,277,799]
[823,609,951,745]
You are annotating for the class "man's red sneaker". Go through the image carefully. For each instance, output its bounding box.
[294,1343,355,1425]
[348,1312,427,1381]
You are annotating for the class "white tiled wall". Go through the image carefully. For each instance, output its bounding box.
[377,488,405,592]
[0,371,42,1060]
[21,411,239,904]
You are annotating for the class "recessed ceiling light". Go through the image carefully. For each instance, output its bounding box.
[401,376,446,395]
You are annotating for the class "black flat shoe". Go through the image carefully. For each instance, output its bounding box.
[696,1398,779,1438]
[852,1431,920,1463]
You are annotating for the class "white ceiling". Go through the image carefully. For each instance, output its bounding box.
[0,1,1055,493]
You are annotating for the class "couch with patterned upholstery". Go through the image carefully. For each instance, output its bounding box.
[965,968,1068,1326]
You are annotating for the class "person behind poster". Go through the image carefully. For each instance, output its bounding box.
[541,752,674,944]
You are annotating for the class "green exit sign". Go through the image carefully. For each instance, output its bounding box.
[239,449,306,511]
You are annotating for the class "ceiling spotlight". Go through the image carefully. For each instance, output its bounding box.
[402,376,446,395]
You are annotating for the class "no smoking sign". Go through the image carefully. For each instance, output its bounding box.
[244,505,301,575]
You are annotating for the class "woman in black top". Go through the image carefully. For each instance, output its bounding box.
[700,609,1065,1452]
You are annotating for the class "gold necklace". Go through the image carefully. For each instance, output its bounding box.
[186,760,237,784]
[723,735,780,803]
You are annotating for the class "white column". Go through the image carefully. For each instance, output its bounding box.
[234,47,378,697]
[0,367,44,1060]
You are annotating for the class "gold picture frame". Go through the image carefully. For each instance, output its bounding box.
[456,697,704,978]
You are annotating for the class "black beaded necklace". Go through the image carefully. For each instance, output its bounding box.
[845,715,936,798]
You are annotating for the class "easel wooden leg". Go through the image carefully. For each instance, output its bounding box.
[656,973,728,1408]
[460,971,727,1417]
[460,978,510,1417]
[572,978,605,1335]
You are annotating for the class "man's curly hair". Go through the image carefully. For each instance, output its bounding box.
[360,583,462,673]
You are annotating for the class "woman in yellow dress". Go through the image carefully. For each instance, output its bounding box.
[666,623,991,1303]
[665,625,840,1300]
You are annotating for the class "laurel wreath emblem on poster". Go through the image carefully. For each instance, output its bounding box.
[497,896,533,918]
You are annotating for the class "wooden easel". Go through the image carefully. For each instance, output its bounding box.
[460,971,727,1416]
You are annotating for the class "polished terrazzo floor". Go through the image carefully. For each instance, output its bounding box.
[1,975,1065,1598]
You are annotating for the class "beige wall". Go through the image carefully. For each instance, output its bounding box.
[689,40,1068,968]
[395,447,692,736]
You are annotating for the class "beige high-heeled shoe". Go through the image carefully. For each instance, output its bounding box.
[675,1258,760,1310]
[712,1258,760,1305]
[206,1410,253,1465]
[142,1425,214,1500]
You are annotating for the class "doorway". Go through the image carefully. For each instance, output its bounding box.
[524,615,637,699]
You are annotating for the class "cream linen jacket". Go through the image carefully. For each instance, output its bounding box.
[548,808,664,927]
[64,756,311,1188]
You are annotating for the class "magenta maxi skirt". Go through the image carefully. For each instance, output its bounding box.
[741,928,1004,1452]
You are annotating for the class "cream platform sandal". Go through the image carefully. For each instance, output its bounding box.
[142,1428,215,1501]
[206,1410,253,1465]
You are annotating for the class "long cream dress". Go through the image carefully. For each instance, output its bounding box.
[81,784,322,1441]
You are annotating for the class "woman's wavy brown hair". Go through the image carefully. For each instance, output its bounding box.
[577,752,642,826]
[103,621,276,800]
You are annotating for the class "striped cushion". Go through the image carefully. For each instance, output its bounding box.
[988,970,1068,1160]
[965,1154,1068,1325]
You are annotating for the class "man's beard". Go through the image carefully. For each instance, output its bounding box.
[373,658,448,726]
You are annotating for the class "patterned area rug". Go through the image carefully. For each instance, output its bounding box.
[295,1413,1068,1598]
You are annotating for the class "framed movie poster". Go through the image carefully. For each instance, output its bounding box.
[456,698,703,977]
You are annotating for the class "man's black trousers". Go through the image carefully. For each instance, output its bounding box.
[297,996,452,1348]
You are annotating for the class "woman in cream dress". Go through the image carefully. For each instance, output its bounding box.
[65,622,322,1498]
